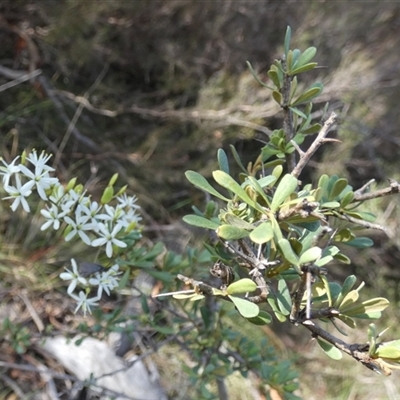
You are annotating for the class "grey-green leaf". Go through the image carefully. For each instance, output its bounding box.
[185,170,230,201]
[182,215,220,230]
[217,148,230,174]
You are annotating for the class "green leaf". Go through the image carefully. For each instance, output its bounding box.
[344,237,374,248]
[268,69,281,89]
[321,201,341,209]
[267,297,287,322]
[213,170,261,211]
[334,275,357,308]
[224,213,254,229]
[278,238,300,268]
[337,314,357,329]
[291,83,323,107]
[217,148,230,174]
[185,171,230,201]
[246,176,271,206]
[246,61,274,90]
[270,174,298,212]
[301,123,322,135]
[249,222,274,244]
[227,279,257,295]
[341,191,355,208]
[317,338,343,360]
[276,279,292,315]
[338,290,359,311]
[290,107,308,120]
[299,247,322,265]
[297,47,317,67]
[216,225,249,240]
[330,178,349,199]
[272,90,283,105]
[290,62,318,75]
[341,297,390,318]
[182,215,220,230]
[374,340,400,360]
[284,26,291,58]
[246,310,272,325]
[229,296,260,318]
[229,145,247,173]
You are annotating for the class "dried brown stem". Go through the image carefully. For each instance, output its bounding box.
[353,179,400,202]
[291,112,338,178]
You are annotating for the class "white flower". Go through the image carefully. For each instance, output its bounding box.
[26,150,55,173]
[77,200,102,225]
[64,213,96,245]
[96,204,124,224]
[40,203,68,230]
[60,259,87,295]
[0,156,20,186]
[89,264,120,297]
[117,193,140,210]
[18,163,58,201]
[91,223,127,257]
[3,174,35,212]
[120,208,142,228]
[70,291,99,316]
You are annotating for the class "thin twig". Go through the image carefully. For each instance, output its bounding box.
[301,320,392,375]
[0,68,42,93]
[352,179,400,202]
[291,112,338,178]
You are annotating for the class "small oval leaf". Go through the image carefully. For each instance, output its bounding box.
[299,247,322,265]
[183,215,220,230]
[229,295,260,318]
[227,278,257,295]
[216,225,249,240]
[317,338,343,360]
[249,222,274,244]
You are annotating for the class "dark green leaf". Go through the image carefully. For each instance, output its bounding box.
[246,310,272,325]
[344,237,374,248]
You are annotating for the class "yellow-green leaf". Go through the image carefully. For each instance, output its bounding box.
[249,222,274,244]
[227,279,257,295]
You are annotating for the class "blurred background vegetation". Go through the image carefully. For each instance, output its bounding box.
[1,1,400,398]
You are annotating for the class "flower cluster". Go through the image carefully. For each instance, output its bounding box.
[1,150,142,315]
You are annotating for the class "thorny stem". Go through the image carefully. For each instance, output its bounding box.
[301,320,392,375]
